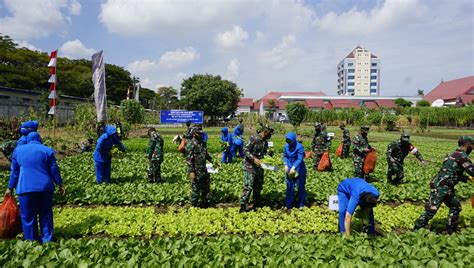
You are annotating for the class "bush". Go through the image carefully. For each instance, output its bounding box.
[120,100,145,125]
[416,100,430,107]
[286,102,307,128]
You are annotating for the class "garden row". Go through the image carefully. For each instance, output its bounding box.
[1,230,472,267]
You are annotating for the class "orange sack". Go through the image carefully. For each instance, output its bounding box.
[178,139,187,154]
[317,152,332,171]
[0,195,22,239]
[363,149,377,174]
[335,143,343,158]
[304,151,313,159]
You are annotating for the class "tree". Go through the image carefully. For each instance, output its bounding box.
[266,99,278,119]
[416,100,430,107]
[394,98,413,108]
[120,100,144,125]
[180,74,242,120]
[286,102,307,127]
[155,86,179,110]
[137,87,156,109]
[417,89,424,96]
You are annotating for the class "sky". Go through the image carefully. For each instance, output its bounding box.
[0,0,472,98]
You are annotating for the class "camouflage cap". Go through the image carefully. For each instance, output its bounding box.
[190,127,203,135]
[262,124,274,135]
[314,122,322,128]
[360,125,370,133]
[401,132,410,141]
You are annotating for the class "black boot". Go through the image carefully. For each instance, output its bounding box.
[239,204,247,213]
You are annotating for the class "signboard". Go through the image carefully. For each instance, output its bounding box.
[328,195,339,211]
[268,141,274,147]
[206,164,218,174]
[160,110,203,124]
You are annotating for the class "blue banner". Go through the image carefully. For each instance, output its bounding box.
[160,110,204,124]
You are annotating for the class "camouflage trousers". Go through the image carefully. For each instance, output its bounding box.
[190,172,211,207]
[414,185,461,234]
[341,144,350,159]
[0,140,15,162]
[240,165,264,206]
[387,161,404,184]
[147,160,162,183]
[353,155,367,179]
[313,152,323,171]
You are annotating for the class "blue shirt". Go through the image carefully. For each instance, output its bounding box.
[337,178,379,215]
[8,138,62,194]
[283,132,306,175]
[93,126,126,163]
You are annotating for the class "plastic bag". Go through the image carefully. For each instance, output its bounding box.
[335,143,343,157]
[304,151,313,159]
[178,139,187,154]
[0,195,22,239]
[317,152,331,171]
[363,149,377,174]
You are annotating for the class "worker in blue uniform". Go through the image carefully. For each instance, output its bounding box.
[93,125,126,184]
[232,124,244,158]
[17,121,39,146]
[6,132,65,243]
[337,178,379,237]
[221,127,233,164]
[283,132,307,209]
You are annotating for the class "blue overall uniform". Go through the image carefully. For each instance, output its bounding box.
[93,126,126,184]
[283,132,307,209]
[337,178,379,235]
[232,125,244,158]
[17,121,39,146]
[221,127,233,164]
[8,132,62,243]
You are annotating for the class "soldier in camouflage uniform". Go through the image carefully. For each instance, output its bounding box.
[312,122,329,171]
[386,133,427,184]
[340,123,351,159]
[414,136,474,234]
[322,123,332,151]
[147,127,164,183]
[0,140,16,162]
[352,126,372,179]
[186,127,213,207]
[240,125,274,213]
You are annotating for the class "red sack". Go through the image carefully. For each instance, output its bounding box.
[178,139,187,154]
[304,151,313,159]
[471,194,474,208]
[335,143,343,158]
[317,152,332,171]
[0,195,22,239]
[363,149,377,174]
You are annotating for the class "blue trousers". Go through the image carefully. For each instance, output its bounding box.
[285,173,306,209]
[95,160,111,183]
[18,191,54,243]
[222,149,233,164]
[231,144,244,158]
[337,190,375,235]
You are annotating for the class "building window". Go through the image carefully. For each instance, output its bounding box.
[348,88,354,92]
[348,63,353,67]
[348,82,355,86]
[371,75,377,79]
[371,63,377,67]
[348,76,355,79]
[348,69,355,73]
[371,69,377,73]
[370,82,377,86]
[370,89,377,93]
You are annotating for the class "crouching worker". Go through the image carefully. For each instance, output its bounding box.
[6,132,65,243]
[93,125,126,184]
[283,132,307,209]
[337,178,379,237]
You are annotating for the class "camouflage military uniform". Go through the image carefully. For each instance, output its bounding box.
[312,131,328,170]
[352,131,371,179]
[147,132,164,183]
[0,140,16,162]
[240,134,268,207]
[186,137,212,206]
[414,148,474,233]
[341,128,351,158]
[386,140,424,184]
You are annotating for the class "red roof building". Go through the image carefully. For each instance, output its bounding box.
[424,76,474,105]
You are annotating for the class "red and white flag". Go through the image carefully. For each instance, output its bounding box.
[48,49,58,115]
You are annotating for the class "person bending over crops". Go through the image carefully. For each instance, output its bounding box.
[414,136,474,234]
[231,123,244,158]
[220,127,233,164]
[6,132,65,243]
[352,126,372,179]
[283,132,307,210]
[311,122,329,171]
[240,125,274,213]
[93,125,126,184]
[337,178,379,237]
[186,127,214,207]
[386,133,427,184]
[147,127,164,183]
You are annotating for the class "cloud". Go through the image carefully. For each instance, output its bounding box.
[314,0,426,35]
[174,72,189,83]
[225,59,240,81]
[127,59,157,74]
[0,0,81,40]
[16,40,41,51]
[260,35,299,69]
[60,40,96,59]
[158,47,199,69]
[215,26,249,49]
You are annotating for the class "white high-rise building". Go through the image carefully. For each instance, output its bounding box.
[337,46,380,96]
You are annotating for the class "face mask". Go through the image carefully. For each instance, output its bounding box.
[286,139,293,145]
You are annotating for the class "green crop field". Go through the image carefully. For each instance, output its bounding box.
[1,126,473,266]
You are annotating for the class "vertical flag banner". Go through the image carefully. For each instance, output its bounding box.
[92,50,107,122]
[134,83,141,101]
[47,50,58,115]
[126,85,131,100]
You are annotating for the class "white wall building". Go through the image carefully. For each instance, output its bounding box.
[337,46,380,96]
